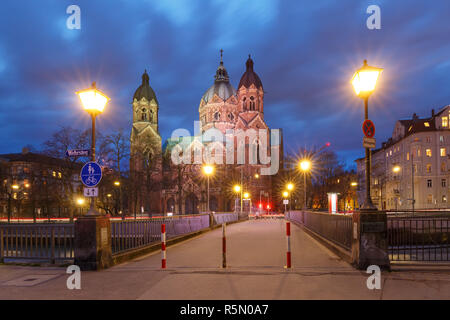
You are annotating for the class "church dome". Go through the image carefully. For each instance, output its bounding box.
[201,52,236,103]
[238,55,263,90]
[133,70,158,104]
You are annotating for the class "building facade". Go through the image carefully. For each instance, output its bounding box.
[130,52,283,215]
[356,106,450,210]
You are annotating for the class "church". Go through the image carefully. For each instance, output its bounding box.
[129,52,283,215]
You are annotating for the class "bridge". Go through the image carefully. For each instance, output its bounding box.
[0,213,449,299]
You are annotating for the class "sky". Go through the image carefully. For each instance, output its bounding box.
[1,0,450,169]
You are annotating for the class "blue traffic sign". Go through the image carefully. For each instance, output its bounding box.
[80,162,102,187]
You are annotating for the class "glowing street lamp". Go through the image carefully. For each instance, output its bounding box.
[351,60,382,210]
[351,182,358,187]
[114,181,120,186]
[243,192,250,199]
[233,185,241,193]
[76,198,85,206]
[202,165,214,213]
[76,82,110,216]
[299,159,311,210]
[12,184,19,190]
[392,166,401,173]
[282,191,289,198]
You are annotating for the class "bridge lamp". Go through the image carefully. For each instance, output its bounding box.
[351,60,382,210]
[76,82,110,216]
[282,191,289,198]
[392,166,401,173]
[203,165,214,213]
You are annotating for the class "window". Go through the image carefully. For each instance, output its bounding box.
[243,97,247,110]
[427,194,433,204]
[427,179,432,188]
[149,110,154,122]
[406,152,410,160]
[214,112,220,121]
[426,149,432,157]
[424,122,430,127]
[52,171,56,177]
[386,153,388,158]
[413,164,417,173]
[426,136,431,143]
[441,148,446,157]
[227,113,234,121]
[442,179,447,188]
[443,195,448,203]
[249,96,255,110]
[141,108,147,121]
[417,148,421,157]
[442,117,448,128]
[426,164,432,173]
[390,150,392,156]
[440,136,444,143]
[58,172,62,178]
[442,162,447,172]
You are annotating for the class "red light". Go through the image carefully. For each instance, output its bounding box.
[266,205,270,209]
[326,142,331,147]
[259,203,262,208]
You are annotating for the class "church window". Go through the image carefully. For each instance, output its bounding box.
[250,96,255,110]
[141,108,147,121]
[227,113,234,121]
[243,97,247,110]
[214,112,220,121]
[149,110,154,122]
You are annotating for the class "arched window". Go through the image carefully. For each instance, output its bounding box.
[250,96,255,110]
[214,112,220,121]
[243,97,247,111]
[141,108,147,121]
[149,109,154,122]
[228,113,234,121]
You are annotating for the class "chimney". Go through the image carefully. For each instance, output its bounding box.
[432,109,435,117]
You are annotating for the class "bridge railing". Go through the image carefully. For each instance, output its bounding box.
[388,215,450,262]
[287,211,353,251]
[213,212,239,224]
[0,223,74,263]
[111,214,210,255]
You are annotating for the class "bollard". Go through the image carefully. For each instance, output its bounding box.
[161,224,166,269]
[286,221,291,268]
[222,223,226,268]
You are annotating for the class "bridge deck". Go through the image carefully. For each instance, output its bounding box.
[0,219,449,299]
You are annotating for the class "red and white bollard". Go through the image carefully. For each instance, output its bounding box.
[161,224,166,269]
[222,223,227,268]
[285,221,291,268]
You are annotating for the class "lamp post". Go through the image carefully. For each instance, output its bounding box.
[286,183,294,212]
[282,191,289,213]
[299,159,311,210]
[76,82,110,216]
[350,182,358,211]
[202,165,214,213]
[233,184,241,214]
[243,192,250,214]
[351,60,383,210]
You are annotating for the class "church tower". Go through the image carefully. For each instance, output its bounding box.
[236,55,267,130]
[130,70,162,214]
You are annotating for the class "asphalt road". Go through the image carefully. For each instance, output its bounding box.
[0,219,449,299]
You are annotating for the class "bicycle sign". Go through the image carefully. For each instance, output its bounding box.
[80,162,102,187]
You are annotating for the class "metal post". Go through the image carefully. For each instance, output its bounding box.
[240,167,243,216]
[362,97,376,210]
[87,112,98,216]
[207,175,210,213]
[0,229,4,263]
[161,224,166,269]
[411,152,415,213]
[303,172,307,210]
[285,221,291,268]
[50,228,55,264]
[222,223,226,268]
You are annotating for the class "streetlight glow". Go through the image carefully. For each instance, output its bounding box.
[233,185,241,193]
[243,192,250,199]
[203,165,214,175]
[114,181,120,186]
[282,191,289,198]
[351,60,383,98]
[12,184,19,190]
[393,166,401,173]
[77,198,85,205]
[287,183,294,191]
[76,82,110,114]
[351,182,358,187]
[299,159,311,172]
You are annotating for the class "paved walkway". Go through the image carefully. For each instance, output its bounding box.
[0,219,449,299]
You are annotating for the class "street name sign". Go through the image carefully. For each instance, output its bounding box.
[83,187,98,197]
[283,199,289,205]
[80,162,102,187]
[362,119,375,138]
[363,137,376,149]
[66,149,90,157]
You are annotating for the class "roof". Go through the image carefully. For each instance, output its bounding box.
[133,70,159,104]
[0,151,83,169]
[238,55,263,89]
[201,55,236,103]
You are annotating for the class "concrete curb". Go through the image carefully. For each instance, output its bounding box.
[289,219,353,265]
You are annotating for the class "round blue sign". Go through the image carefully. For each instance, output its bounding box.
[80,162,102,187]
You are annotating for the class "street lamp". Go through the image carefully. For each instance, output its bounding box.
[233,184,241,214]
[76,82,110,216]
[202,165,214,213]
[392,165,401,212]
[351,60,382,210]
[282,191,289,213]
[299,159,311,210]
[286,183,294,212]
